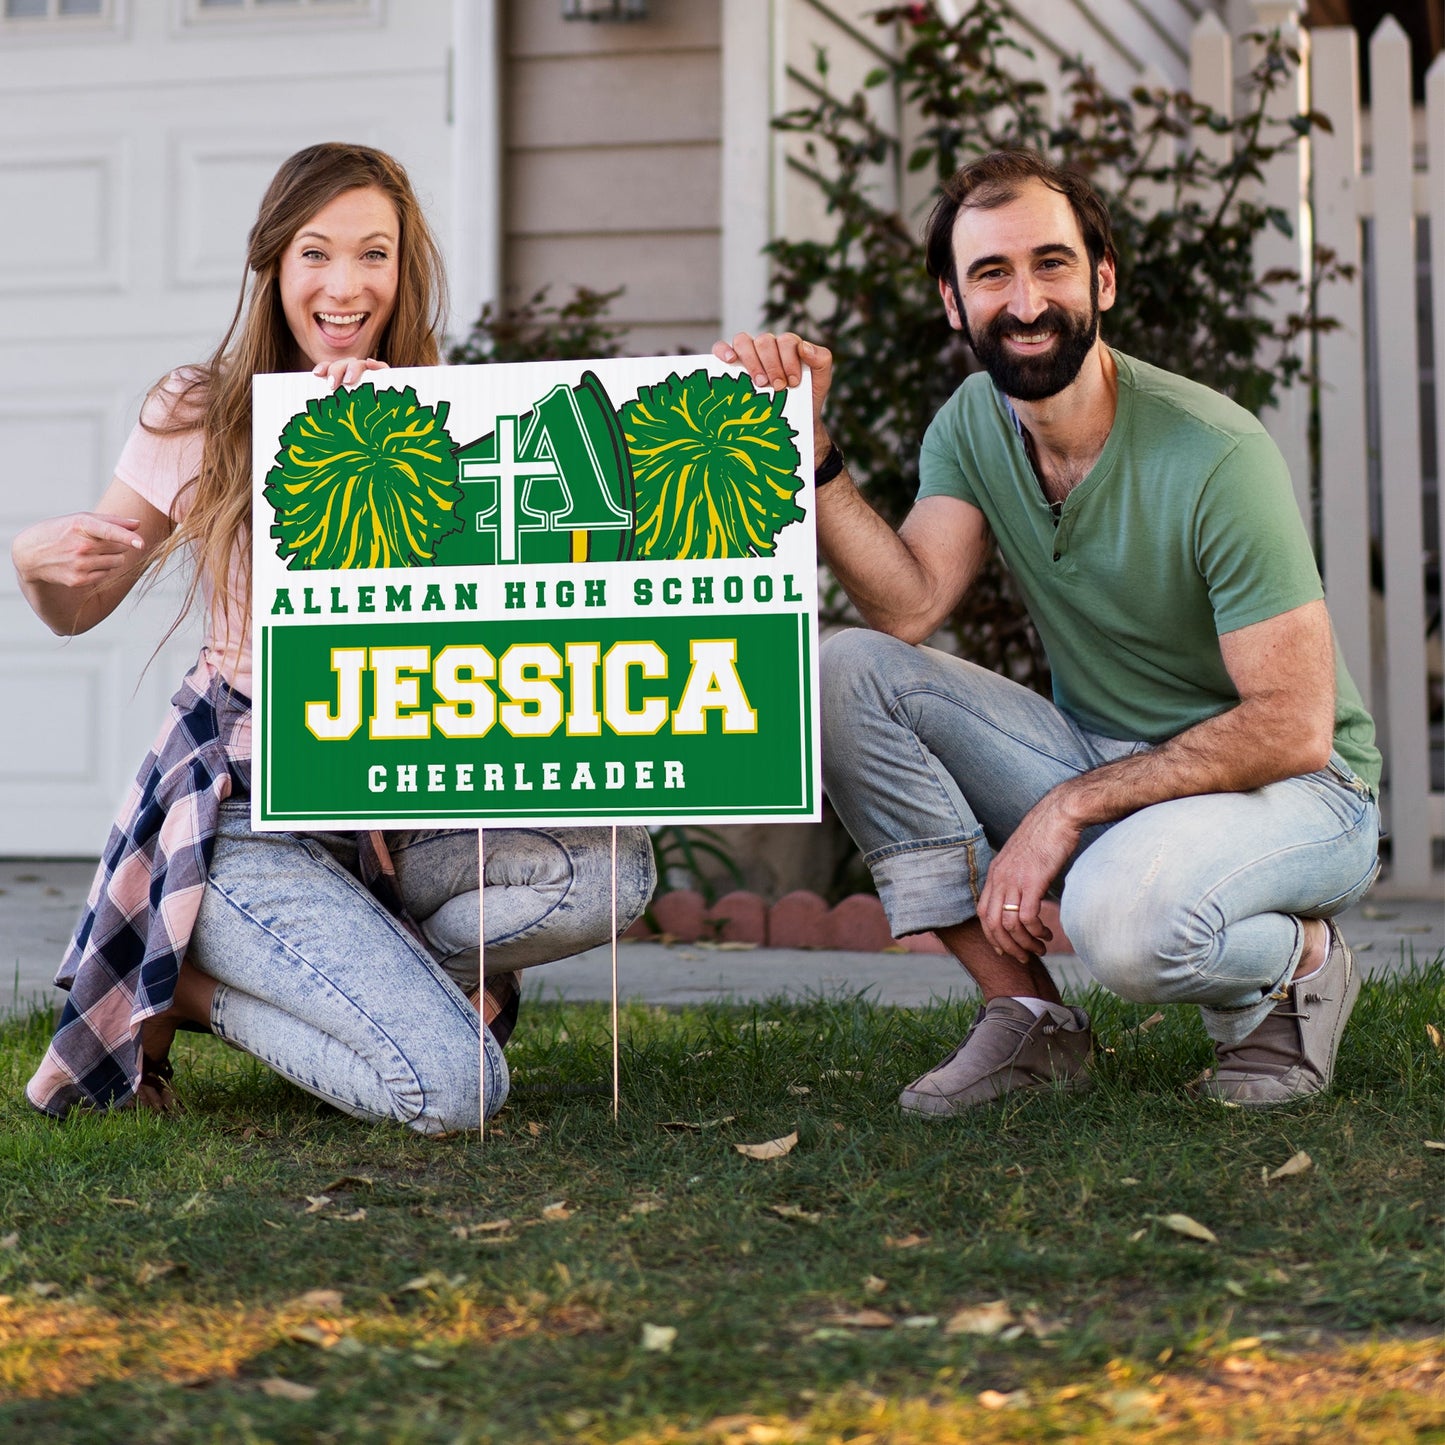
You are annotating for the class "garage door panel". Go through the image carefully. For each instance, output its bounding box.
[0,9,451,854]
[0,395,114,529]
[0,139,128,294]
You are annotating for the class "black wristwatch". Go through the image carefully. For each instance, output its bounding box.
[814,443,846,488]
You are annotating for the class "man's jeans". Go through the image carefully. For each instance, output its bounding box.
[193,801,655,1133]
[821,631,1381,1046]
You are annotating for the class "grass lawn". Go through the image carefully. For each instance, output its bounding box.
[0,959,1441,1443]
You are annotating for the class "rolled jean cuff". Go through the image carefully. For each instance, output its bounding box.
[868,830,986,938]
[1194,920,1303,1047]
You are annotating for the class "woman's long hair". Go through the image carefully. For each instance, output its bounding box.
[145,142,448,654]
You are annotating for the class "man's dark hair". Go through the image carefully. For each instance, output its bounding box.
[923,150,1116,290]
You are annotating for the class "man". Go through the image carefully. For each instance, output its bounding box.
[716,149,1380,1115]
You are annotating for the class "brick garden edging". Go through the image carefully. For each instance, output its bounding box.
[626,889,1074,955]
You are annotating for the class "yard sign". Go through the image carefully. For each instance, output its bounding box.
[249,356,820,831]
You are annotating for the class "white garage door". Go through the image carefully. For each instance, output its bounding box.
[0,0,455,853]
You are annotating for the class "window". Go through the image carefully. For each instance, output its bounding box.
[2,0,109,19]
[183,0,375,18]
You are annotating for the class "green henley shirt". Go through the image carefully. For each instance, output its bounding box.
[917,348,1380,793]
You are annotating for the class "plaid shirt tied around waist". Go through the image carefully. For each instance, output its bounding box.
[26,656,415,1117]
[26,658,250,1115]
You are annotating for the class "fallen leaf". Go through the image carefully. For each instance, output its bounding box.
[660,1116,736,1132]
[735,1132,798,1161]
[884,1233,929,1250]
[978,1388,1029,1410]
[28,1282,60,1298]
[259,1378,317,1402]
[1101,1387,1161,1425]
[262,1219,285,1230]
[454,1218,513,1239]
[900,1315,938,1329]
[786,1083,811,1096]
[411,1353,447,1369]
[0,1233,17,1250]
[826,1308,893,1329]
[1224,1280,1247,1297]
[630,1201,663,1216]
[820,1070,863,1081]
[640,1323,677,1353]
[319,1175,373,1193]
[399,1271,466,1293]
[1427,1024,1443,1054]
[945,1300,1013,1336]
[1153,1212,1218,1244]
[528,1121,545,1138]
[999,1324,1027,1342]
[1119,1177,1141,1186]
[1268,1150,1313,1181]
[1132,1012,1166,1033]
[863,1274,887,1295]
[135,1260,182,1286]
[1425,1141,1445,1152]
[1020,1309,1066,1339]
[541,1201,573,1222]
[1128,1228,1147,1242]
[338,1209,367,1222]
[297,1289,344,1310]
[303,1195,332,1214]
[287,1324,332,1348]
[765,1203,821,1224]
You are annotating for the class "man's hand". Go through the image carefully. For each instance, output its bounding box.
[976,794,1082,962]
[713,332,833,460]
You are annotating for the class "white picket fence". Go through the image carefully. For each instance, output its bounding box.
[1190,6,1444,896]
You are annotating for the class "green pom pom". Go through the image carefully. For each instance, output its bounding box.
[263,383,463,569]
[623,370,803,560]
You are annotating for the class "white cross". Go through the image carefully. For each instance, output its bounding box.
[460,415,562,563]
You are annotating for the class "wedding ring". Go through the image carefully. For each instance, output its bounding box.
[1001,903,1021,912]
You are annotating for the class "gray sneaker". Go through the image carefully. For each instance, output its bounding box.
[899,998,1093,1117]
[1196,920,1360,1108]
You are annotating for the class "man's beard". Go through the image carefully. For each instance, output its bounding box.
[961,276,1100,402]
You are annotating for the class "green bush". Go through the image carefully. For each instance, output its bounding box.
[765,0,1337,689]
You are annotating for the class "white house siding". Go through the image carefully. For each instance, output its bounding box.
[769,0,1225,273]
[501,0,722,356]
[0,0,453,854]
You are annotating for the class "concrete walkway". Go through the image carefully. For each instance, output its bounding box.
[2,856,1439,1020]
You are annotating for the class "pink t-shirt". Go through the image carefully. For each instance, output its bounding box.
[114,376,253,698]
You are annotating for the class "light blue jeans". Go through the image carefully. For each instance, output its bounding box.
[820,631,1381,1046]
[193,799,655,1133]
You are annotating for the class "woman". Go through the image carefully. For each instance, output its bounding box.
[13,143,654,1132]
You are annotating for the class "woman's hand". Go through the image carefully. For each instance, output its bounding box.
[12,480,169,636]
[12,511,146,590]
[712,332,834,460]
[313,356,390,390]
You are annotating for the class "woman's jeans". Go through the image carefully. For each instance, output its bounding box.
[821,631,1381,1046]
[192,800,655,1133]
